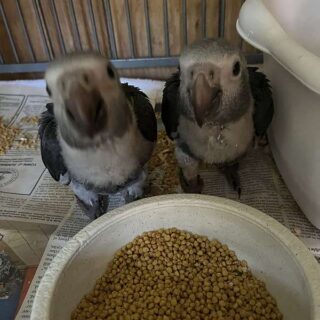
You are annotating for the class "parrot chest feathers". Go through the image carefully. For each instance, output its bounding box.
[59,124,153,189]
[178,107,254,164]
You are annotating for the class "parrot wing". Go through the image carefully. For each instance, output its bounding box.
[39,103,68,182]
[161,71,180,140]
[122,83,157,142]
[248,67,274,137]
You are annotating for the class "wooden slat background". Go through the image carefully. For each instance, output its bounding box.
[0,0,257,80]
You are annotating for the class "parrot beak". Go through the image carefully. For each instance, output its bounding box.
[191,74,222,127]
[65,83,107,137]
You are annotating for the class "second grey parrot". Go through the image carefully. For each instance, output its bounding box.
[161,39,273,196]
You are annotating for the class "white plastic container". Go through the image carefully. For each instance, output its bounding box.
[30,195,320,320]
[237,0,320,228]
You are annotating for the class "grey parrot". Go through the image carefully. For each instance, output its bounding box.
[161,39,273,196]
[39,53,157,219]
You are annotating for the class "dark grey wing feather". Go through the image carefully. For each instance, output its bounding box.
[39,103,67,182]
[161,71,180,140]
[122,83,157,142]
[248,67,274,137]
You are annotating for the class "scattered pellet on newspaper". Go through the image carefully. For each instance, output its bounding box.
[0,117,40,155]
[0,117,21,155]
[18,116,40,149]
[147,130,180,196]
[16,134,39,150]
[19,115,40,126]
[293,228,302,236]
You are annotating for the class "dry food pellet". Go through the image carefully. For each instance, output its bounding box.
[147,130,180,195]
[19,115,40,125]
[0,116,40,155]
[71,228,283,320]
[0,117,21,155]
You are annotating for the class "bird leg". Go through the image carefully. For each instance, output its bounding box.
[254,134,269,148]
[120,169,147,203]
[70,180,109,220]
[175,146,203,194]
[218,162,241,198]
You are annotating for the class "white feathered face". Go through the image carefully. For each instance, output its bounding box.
[180,39,251,126]
[45,53,131,147]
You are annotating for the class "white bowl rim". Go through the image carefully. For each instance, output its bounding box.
[30,194,320,319]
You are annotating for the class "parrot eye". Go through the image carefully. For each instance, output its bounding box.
[190,71,194,78]
[209,71,214,79]
[232,61,241,76]
[106,64,115,79]
[46,84,51,97]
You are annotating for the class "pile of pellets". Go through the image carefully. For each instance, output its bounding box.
[72,228,283,320]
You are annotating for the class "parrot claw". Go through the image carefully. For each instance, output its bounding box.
[122,170,147,203]
[254,134,269,149]
[236,186,241,199]
[97,195,109,217]
[231,175,241,199]
[179,171,204,194]
[220,163,242,199]
[76,194,109,220]
[123,192,140,204]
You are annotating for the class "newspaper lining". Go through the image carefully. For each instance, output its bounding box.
[0,86,74,225]
[0,84,318,319]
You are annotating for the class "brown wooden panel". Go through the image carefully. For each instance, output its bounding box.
[38,0,64,58]
[19,0,49,61]
[206,0,219,39]
[0,72,43,80]
[71,0,108,54]
[128,0,148,57]
[186,0,202,45]
[1,0,32,62]
[241,39,258,54]
[167,0,183,56]
[92,0,111,57]
[0,0,260,79]
[0,10,17,63]
[224,0,242,48]
[148,0,165,57]
[70,0,92,51]
[54,0,76,53]
[119,66,177,80]
[110,0,131,58]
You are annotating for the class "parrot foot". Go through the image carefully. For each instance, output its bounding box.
[97,194,110,217]
[254,134,269,149]
[220,163,241,199]
[71,180,109,219]
[75,194,109,220]
[121,169,147,204]
[179,171,204,194]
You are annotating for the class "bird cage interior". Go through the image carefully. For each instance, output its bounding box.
[0,1,320,320]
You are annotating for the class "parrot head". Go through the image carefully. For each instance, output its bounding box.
[180,38,252,127]
[45,52,131,147]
